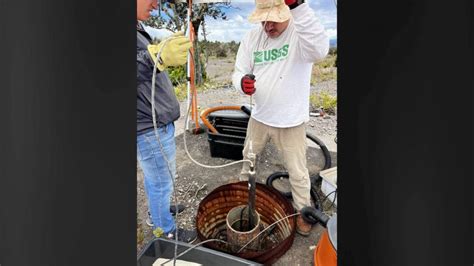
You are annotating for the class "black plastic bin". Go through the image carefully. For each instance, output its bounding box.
[208,110,250,129]
[137,238,261,266]
[207,108,250,160]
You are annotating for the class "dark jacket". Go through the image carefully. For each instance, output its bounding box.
[136,24,180,135]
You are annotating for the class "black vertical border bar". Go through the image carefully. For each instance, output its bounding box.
[338,0,473,265]
[0,0,137,265]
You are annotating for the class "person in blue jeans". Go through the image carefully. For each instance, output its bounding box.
[136,0,196,243]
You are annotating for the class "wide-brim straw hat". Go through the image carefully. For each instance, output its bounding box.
[248,0,291,23]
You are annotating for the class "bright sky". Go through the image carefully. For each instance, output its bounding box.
[145,0,337,43]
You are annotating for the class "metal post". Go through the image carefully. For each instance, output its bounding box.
[247,143,256,230]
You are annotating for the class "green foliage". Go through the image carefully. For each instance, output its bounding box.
[311,53,337,84]
[153,227,164,238]
[226,40,240,55]
[143,3,233,86]
[174,83,188,101]
[193,41,208,85]
[310,91,337,114]
[173,80,223,102]
[199,59,208,81]
[216,46,227,57]
[311,69,337,84]
[168,66,187,86]
[317,54,337,68]
[200,40,239,58]
[143,3,231,35]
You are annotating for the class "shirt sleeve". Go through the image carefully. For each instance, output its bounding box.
[232,32,253,95]
[291,3,329,63]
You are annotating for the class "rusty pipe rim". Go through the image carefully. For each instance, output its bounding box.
[226,205,261,234]
[226,205,262,252]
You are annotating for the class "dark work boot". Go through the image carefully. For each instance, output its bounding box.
[146,205,186,227]
[170,204,186,215]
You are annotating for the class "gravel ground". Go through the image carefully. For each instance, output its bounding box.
[177,79,337,138]
[137,75,337,264]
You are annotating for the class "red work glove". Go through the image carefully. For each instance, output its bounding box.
[285,0,303,9]
[241,74,256,96]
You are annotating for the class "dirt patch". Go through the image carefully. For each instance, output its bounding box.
[205,57,236,85]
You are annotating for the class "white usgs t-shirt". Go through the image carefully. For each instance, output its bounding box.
[232,3,329,128]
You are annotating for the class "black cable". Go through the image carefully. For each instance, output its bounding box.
[239,205,248,231]
[327,190,337,210]
[300,206,329,226]
[310,186,323,210]
[266,170,331,209]
[306,133,332,170]
[321,189,337,210]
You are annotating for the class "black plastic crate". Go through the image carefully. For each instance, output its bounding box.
[137,238,261,266]
[207,108,250,129]
[214,124,247,137]
[208,125,246,160]
[206,108,249,160]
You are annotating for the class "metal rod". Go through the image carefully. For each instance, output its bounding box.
[247,150,256,230]
[185,0,192,132]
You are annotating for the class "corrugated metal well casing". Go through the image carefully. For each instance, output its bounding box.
[196,182,296,265]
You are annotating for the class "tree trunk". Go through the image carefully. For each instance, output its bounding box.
[191,19,205,85]
[194,40,202,85]
[192,19,200,38]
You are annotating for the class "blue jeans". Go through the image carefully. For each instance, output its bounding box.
[137,123,176,234]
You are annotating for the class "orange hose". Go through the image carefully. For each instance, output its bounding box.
[199,106,243,134]
[188,23,200,131]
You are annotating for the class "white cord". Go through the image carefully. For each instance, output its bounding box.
[250,0,275,74]
[150,38,182,266]
[159,212,300,265]
[183,97,254,169]
[237,212,299,253]
[159,239,230,265]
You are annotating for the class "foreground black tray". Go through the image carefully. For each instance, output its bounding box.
[137,238,261,266]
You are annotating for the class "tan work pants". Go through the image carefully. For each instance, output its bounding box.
[241,117,311,210]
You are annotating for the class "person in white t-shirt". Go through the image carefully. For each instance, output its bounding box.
[232,0,329,236]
